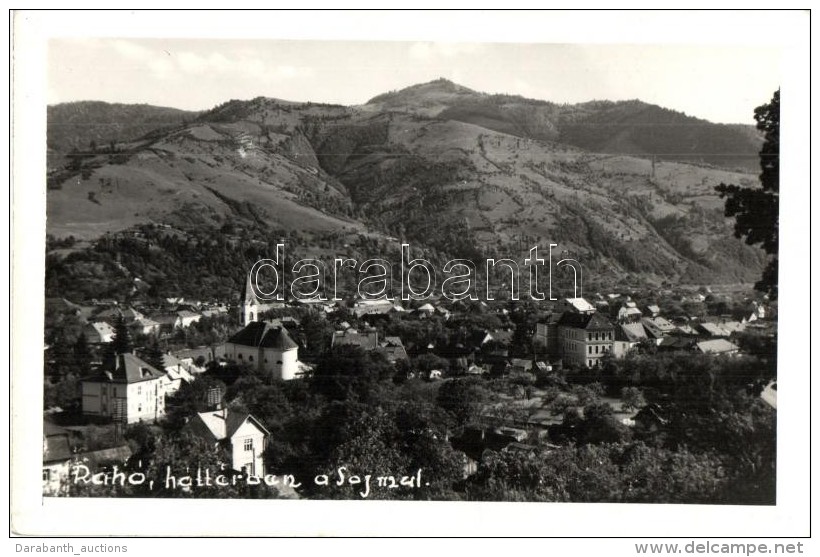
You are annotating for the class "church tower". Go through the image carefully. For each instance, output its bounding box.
[240,272,259,326]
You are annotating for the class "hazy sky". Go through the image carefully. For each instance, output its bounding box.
[46,32,784,125]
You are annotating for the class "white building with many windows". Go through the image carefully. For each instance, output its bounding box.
[557,312,615,368]
[80,353,166,424]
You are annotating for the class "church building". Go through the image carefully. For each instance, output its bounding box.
[224,321,300,380]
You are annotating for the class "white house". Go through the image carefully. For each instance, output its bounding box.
[157,353,194,397]
[352,299,395,317]
[417,303,436,315]
[153,313,182,332]
[749,301,766,320]
[129,316,161,336]
[618,303,643,323]
[80,353,166,424]
[187,408,270,477]
[177,310,202,328]
[84,321,115,344]
[641,316,677,338]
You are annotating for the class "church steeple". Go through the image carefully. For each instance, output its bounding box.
[241,271,258,325]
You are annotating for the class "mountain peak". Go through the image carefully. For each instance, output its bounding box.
[366,78,478,106]
[416,77,475,92]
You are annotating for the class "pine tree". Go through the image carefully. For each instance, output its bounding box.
[143,339,166,372]
[110,314,132,356]
[72,332,92,373]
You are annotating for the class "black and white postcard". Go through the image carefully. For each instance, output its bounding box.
[10,9,811,541]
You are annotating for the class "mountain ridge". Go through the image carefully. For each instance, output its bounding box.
[45,79,768,293]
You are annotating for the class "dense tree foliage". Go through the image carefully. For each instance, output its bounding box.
[297,401,463,500]
[311,345,395,402]
[436,377,490,427]
[465,441,727,503]
[54,337,775,503]
[716,90,779,299]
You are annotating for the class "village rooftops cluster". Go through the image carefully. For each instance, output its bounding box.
[48,276,774,498]
[532,295,764,368]
[47,297,229,345]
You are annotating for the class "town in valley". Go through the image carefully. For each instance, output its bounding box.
[41,77,779,504]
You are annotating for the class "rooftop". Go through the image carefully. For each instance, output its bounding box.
[558,311,613,331]
[227,321,298,351]
[83,353,165,384]
[696,339,740,354]
[563,298,596,313]
[332,328,380,350]
[189,409,270,442]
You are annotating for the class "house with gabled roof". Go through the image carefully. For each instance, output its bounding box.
[80,353,166,423]
[658,335,698,352]
[153,313,182,332]
[352,298,395,317]
[641,316,677,339]
[84,321,115,344]
[129,316,161,336]
[469,330,494,349]
[620,322,648,343]
[718,320,747,335]
[618,304,643,323]
[644,304,661,317]
[93,306,143,324]
[176,310,201,328]
[379,336,408,363]
[674,323,698,336]
[489,329,514,346]
[695,339,740,356]
[224,321,300,380]
[157,353,195,397]
[611,322,647,358]
[697,322,730,338]
[331,328,380,350]
[748,301,767,320]
[509,358,533,374]
[186,408,270,477]
[331,329,408,364]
